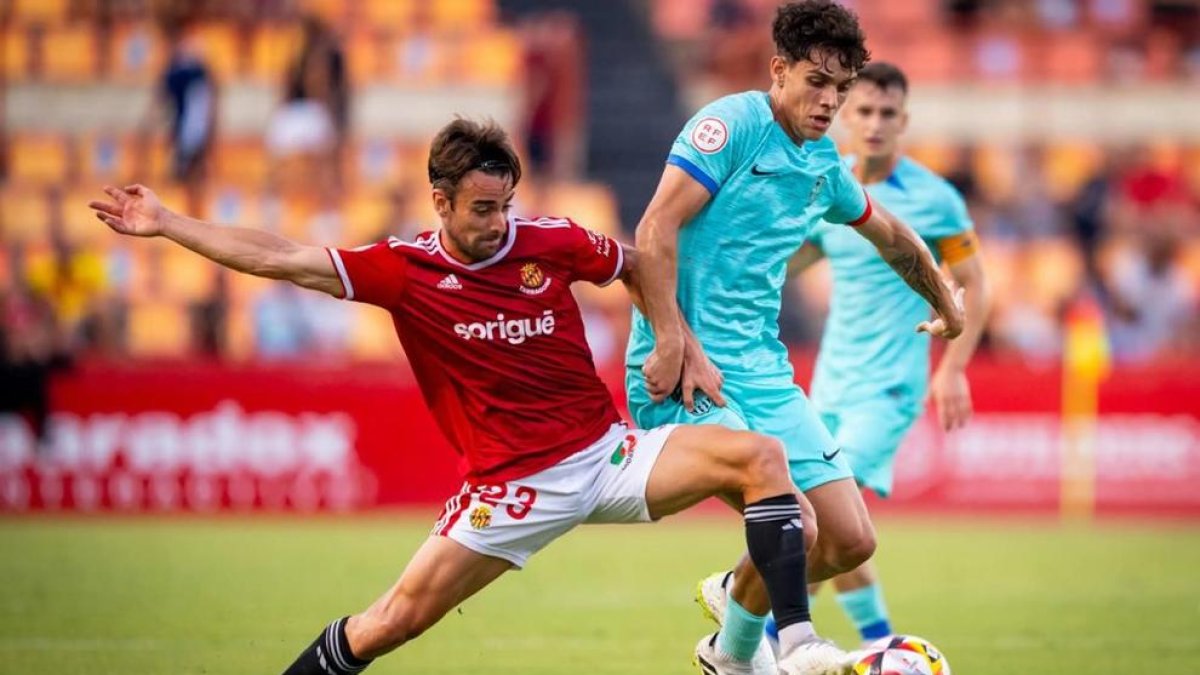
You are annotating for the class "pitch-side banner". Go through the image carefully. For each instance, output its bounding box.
[1,359,1197,514]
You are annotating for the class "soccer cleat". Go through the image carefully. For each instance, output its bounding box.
[694,633,762,675]
[696,571,733,625]
[776,638,858,675]
[694,572,777,673]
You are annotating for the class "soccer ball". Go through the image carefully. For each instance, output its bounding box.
[867,635,951,675]
[851,648,934,675]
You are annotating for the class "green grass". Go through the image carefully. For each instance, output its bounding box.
[1,513,1198,674]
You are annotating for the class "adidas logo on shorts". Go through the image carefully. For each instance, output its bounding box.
[438,274,463,290]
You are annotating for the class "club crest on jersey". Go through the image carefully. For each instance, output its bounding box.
[808,175,827,205]
[519,262,551,296]
[469,504,492,530]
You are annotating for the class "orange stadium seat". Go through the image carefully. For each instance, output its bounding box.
[348,304,402,360]
[223,296,256,361]
[541,182,620,235]
[871,0,939,30]
[250,24,301,82]
[350,138,403,187]
[206,184,266,226]
[3,26,31,81]
[343,190,389,242]
[898,32,967,82]
[1043,144,1101,201]
[212,139,269,188]
[1040,33,1103,84]
[0,187,50,243]
[346,30,385,85]
[904,143,957,176]
[652,0,712,41]
[431,0,495,32]
[190,23,243,82]
[1025,238,1083,313]
[456,29,521,85]
[299,0,350,28]
[108,22,164,84]
[159,244,218,301]
[8,134,72,185]
[10,0,69,24]
[61,186,108,244]
[127,299,192,358]
[360,0,417,32]
[388,33,451,84]
[41,24,98,82]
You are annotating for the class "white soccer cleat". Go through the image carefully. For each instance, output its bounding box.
[776,638,857,675]
[694,572,777,673]
[696,571,733,625]
[695,633,765,675]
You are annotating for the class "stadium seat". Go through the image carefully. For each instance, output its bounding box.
[455,29,521,85]
[388,33,450,84]
[41,24,99,82]
[360,0,417,32]
[346,29,384,85]
[540,182,620,235]
[348,304,402,360]
[342,190,389,243]
[10,0,69,24]
[651,0,712,41]
[8,134,72,185]
[127,299,192,358]
[1026,238,1083,312]
[871,0,939,30]
[108,22,164,84]
[431,0,496,33]
[159,245,218,302]
[299,0,349,29]
[249,24,301,82]
[898,31,967,82]
[1044,144,1101,201]
[61,186,107,244]
[1039,33,1103,84]
[3,26,30,81]
[212,139,269,188]
[0,187,50,243]
[351,138,403,187]
[190,23,243,82]
[206,184,265,227]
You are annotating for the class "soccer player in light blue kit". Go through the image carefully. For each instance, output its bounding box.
[774,62,992,648]
[627,3,964,674]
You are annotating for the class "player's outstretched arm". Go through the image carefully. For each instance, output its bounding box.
[930,250,992,430]
[89,184,343,297]
[854,204,964,338]
[619,245,726,410]
[633,165,714,402]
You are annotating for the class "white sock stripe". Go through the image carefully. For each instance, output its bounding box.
[744,504,801,513]
[745,510,803,522]
[744,506,802,517]
[324,621,349,673]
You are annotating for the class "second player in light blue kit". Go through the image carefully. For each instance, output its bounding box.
[627,3,965,674]
[779,62,992,648]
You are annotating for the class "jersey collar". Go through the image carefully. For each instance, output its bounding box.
[433,217,517,271]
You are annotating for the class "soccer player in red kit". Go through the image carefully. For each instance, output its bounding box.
[89,118,839,675]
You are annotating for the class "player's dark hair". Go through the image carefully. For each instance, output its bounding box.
[427,117,522,202]
[857,62,908,95]
[772,0,870,72]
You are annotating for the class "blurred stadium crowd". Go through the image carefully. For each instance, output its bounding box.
[2,0,1198,379]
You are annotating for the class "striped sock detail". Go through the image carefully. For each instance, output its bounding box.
[321,617,370,674]
[744,503,803,523]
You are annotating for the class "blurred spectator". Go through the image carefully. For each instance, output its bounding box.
[266,15,348,193]
[189,268,229,358]
[253,281,350,359]
[1105,232,1197,361]
[372,186,426,243]
[990,145,1064,241]
[23,190,112,355]
[519,13,585,181]
[1070,149,1119,295]
[142,21,217,215]
[1,248,66,448]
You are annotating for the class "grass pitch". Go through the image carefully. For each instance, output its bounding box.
[1,513,1197,674]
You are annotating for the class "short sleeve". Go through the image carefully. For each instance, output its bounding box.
[665,96,755,196]
[823,162,872,225]
[564,221,624,287]
[327,239,408,308]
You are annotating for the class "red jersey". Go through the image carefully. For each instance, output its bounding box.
[327,216,625,483]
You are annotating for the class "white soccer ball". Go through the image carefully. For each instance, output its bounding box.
[866,635,951,675]
[851,648,934,675]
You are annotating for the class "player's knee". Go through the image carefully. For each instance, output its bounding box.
[738,434,790,493]
[824,524,876,573]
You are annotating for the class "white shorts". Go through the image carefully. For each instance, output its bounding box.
[432,422,678,568]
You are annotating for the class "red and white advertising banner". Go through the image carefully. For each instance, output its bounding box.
[1,358,1198,515]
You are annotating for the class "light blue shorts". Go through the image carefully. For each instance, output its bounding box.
[626,369,853,492]
[817,396,920,498]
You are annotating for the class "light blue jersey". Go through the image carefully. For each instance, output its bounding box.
[809,156,973,411]
[626,91,871,492]
[626,91,871,381]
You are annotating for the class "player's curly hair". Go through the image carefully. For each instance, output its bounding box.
[772,0,870,72]
[428,117,522,202]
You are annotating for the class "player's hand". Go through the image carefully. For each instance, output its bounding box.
[88,184,166,238]
[643,341,684,404]
[917,286,965,339]
[930,365,973,431]
[680,336,726,412]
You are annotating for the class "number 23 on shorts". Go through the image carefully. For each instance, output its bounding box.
[475,483,539,520]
